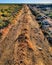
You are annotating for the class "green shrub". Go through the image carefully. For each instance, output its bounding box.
[1,9,4,13]
[1,14,7,17]
[0,20,10,29]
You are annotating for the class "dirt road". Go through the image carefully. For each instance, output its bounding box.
[0,5,52,65]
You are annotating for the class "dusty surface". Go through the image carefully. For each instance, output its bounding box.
[0,5,52,65]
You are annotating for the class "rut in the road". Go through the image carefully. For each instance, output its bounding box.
[0,5,52,65]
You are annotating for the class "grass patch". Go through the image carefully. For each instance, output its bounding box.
[0,4,23,29]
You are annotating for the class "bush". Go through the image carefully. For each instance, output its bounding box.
[1,9,4,13]
[1,14,7,17]
[3,20,10,27]
[0,20,10,29]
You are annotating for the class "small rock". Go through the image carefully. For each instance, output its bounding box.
[38,47,42,51]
